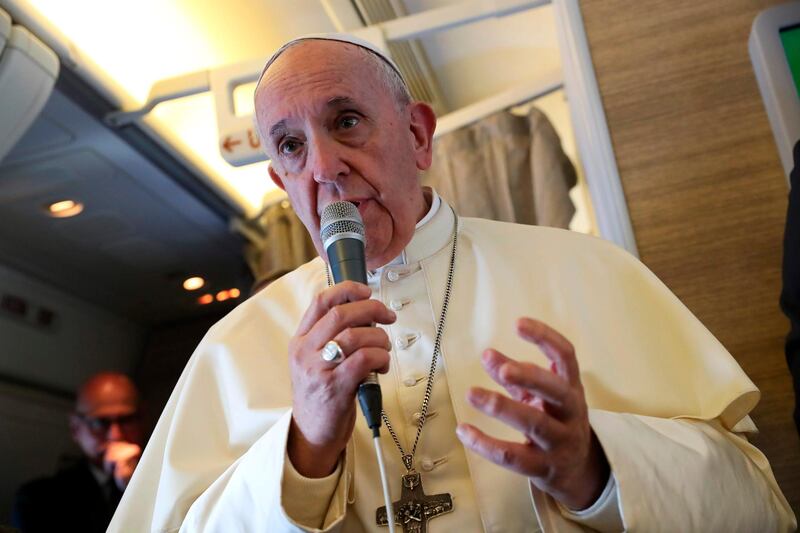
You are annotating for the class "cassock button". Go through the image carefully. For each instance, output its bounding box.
[421,459,435,472]
[403,377,418,387]
[389,299,408,311]
[412,411,437,426]
[387,270,401,282]
[395,333,419,350]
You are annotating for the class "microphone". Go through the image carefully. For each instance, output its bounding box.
[320,201,383,437]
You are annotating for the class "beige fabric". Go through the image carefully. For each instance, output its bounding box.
[424,107,577,228]
[108,199,794,532]
[279,192,622,532]
[244,200,317,291]
[282,452,343,530]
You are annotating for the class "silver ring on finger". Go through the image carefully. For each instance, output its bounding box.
[321,340,346,364]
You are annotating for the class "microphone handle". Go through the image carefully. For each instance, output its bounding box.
[326,238,383,437]
[327,239,368,284]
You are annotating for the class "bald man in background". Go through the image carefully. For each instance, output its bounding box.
[11,372,143,533]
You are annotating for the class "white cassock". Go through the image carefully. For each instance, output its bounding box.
[109,191,795,532]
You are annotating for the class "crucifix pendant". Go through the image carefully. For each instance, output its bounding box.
[376,472,454,533]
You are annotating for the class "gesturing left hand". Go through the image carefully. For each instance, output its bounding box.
[456,317,610,511]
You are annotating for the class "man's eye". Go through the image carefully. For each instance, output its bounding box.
[339,116,360,129]
[279,139,301,155]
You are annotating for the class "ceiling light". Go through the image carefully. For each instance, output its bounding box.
[183,276,205,291]
[46,200,84,218]
[28,0,278,216]
[228,288,241,298]
[197,294,213,305]
[216,290,230,302]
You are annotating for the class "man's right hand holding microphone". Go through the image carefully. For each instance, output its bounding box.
[287,281,396,478]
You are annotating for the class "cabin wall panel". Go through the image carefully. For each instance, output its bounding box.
[579,0,800,509]
[0,262,145,393]
[135,314,225,436]
[0,382,78,524]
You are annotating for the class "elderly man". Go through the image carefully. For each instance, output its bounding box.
[110,35,794,532]
[13,372,143,532]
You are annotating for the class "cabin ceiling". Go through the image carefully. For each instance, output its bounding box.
[0,0,562,325]
[0,77,248,325]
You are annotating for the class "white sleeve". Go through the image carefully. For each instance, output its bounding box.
[179,411,351,533]
[557,472,624,532]
[531,409,796,533]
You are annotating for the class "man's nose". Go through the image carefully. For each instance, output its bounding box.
[107,421,124,441]
[308,135,349,184]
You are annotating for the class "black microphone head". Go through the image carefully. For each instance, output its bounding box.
[320,201,365,250]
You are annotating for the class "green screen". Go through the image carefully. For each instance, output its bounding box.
[781,24,800,99]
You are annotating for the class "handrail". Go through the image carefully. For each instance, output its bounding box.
[100,0,552,123]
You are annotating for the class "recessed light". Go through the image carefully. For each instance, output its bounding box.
[216,290,230,302]
[197,294,213,305]
[229,288,241,298]
[46,200,84,218]
[183,276,205,291]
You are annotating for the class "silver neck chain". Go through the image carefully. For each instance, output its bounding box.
[325,209,459,474]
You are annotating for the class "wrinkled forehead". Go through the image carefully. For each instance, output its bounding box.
[261,39,364,86]
[257,40,377,102]
[255,42,389,134]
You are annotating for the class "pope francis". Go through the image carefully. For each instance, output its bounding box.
[109,34,796,532]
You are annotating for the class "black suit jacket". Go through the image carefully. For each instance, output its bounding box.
[11,459,122,533]
[781,139,800,435]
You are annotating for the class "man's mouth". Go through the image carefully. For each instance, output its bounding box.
[351,200,372,221]
[318,198,368,219]
[345,199,369,211]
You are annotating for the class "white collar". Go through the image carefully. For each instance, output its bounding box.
[414,187,441,229]
[379,188,454,269]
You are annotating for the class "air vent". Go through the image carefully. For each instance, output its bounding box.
[352,0,449,115]
[0,292,57,330]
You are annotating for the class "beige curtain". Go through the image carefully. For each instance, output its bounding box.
[424,106,577,228]
[243,200,317,292]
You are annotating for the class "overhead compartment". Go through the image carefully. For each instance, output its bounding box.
[0,8,59,162]
[0,9,9,51]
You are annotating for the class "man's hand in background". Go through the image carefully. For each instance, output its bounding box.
[104,441,142,490]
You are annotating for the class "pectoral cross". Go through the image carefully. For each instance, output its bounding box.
[376,473,454,533]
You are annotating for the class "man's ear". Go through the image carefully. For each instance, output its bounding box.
[268,161,286,191]
[408,101,437,171]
